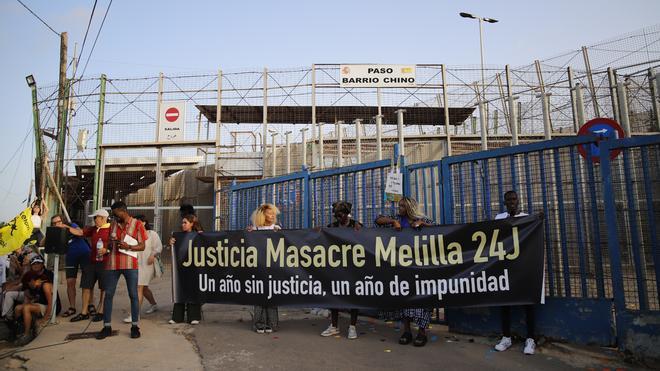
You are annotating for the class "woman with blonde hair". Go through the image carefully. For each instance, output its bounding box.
[247,203,280,333]
[375,196,435,347]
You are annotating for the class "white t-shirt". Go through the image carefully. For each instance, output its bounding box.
[256,224,280,231]
[31,214,42,229]
[494,211,529,220]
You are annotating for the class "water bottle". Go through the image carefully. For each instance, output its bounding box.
[96,239,104,262]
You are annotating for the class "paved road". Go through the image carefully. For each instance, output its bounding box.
[0,263,636,370]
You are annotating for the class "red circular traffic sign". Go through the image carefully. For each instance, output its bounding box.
[165,107,180,123]
[577,118,625,163]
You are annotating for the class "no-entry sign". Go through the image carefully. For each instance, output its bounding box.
[158,101,186,142]
[165,107,180,123]
[577,118,625,163]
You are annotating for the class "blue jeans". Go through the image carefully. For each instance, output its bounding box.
[102,269,139,326]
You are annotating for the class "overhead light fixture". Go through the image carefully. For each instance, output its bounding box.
[483,17,499,23]
[139,175,145,180]
[459,12,475,19]
[26,75,36,87]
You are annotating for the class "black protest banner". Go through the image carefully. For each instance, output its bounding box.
[172,214,544,309]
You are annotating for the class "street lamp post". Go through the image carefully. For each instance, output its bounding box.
[459,12,498,99]
[460,12,498,149]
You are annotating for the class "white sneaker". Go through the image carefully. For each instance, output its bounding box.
[190,320,200,325]
[168,319,176,324]
[347,325,358,340]
[123,316,132,324]
[320,325,340,337]
[145,304,158,314]
[494,336,512,351]
[523,338,536,355]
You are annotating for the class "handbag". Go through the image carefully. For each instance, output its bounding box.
[153,255,164,278]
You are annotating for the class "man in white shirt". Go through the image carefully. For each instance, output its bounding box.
[493,190,535,355]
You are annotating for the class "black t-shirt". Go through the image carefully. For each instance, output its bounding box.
[327,219,363,228]
[21,269,61,313]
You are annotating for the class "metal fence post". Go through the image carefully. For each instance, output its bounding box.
[649,68,660,131]
[599,139,627,349]
[92,74,107,210]
[617,82,632,137]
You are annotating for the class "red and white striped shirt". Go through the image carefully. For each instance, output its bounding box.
[106,217,148,270]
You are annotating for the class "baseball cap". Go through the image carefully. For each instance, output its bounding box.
[89,209,110,218]
[30,255,45,265]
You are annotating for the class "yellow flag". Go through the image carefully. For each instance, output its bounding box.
[0,208,34,256]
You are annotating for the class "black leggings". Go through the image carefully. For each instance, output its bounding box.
[172,302,201,323]
[501,305,535,339]
[331,309,358,327]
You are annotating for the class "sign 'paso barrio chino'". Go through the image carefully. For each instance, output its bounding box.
[339,64,417,88]
[172,215,545,309]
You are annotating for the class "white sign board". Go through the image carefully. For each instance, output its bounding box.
[385,171,403,202]
[339,64,416,88]
[158,101,186,142]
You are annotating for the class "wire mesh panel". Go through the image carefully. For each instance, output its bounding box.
[407,161,443,223]
[229,172,308,230]
[442,137,612,301]
[601,138,660,311]
[309,160,394,228]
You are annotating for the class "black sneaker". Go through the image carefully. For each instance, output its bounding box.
[130,325,140,339]
[92,313,104,322]
[96,326,112,340]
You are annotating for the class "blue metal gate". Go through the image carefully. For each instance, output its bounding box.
[229,134,660,354]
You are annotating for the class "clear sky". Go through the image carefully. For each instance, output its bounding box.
[1,0,659,221]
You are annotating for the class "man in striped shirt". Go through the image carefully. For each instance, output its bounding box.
[96,201,147,340]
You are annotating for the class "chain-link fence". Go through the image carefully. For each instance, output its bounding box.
[32,24,660,234]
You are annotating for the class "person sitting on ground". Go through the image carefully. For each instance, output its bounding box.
[375,196,435,347]
[13,255,61,346]
[68,209,111,322]
[320,201,362,340]
[247,203,281,334]
[123,215,162,323]
[493,190,536,355]
[169,214,203,325]
[1,249,35,320]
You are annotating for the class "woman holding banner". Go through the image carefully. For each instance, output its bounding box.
[320,201,363,340]
[247,204,281,334]
[169,214,203,325]
[375,196,435,347]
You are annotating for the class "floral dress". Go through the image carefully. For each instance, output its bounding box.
[377,214,435,329]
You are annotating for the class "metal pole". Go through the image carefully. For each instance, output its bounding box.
[575,83,586,128]
[496,72,509,128]
[354,119,362,164]
[92,74,107,210]
[505,65,518,145]
[375,114,383,160]
[539,93,552,140]
[508,95,519,145]
[478,18,486,102]
[395,109,405,156]
[311,64,317,168]
[581,46,600,117]
[154,147,163,236]
[156,72,164,140]
[28,79,43,197]
[318,122,324,170]
[608,67,620,122]
[648,68,660,131]
[285,131,291,173]
[441,64,452,156]
[336,121,343,167]
[300,127,309,169]
[476,82,488,150]
[215,69,222,230]
[617,82,632,137]
[493,110,499,135]
[263,68,268,175]
[271,133,278,176]
[567,66,579,132]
